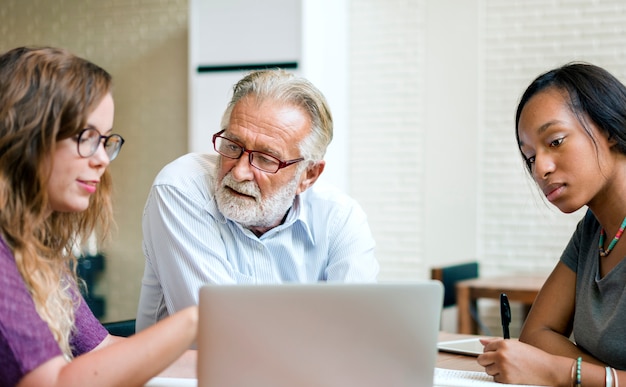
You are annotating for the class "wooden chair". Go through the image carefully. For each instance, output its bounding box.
[431,261,479,308]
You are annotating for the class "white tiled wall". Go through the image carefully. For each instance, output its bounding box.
[350,0,626,334]
[350,0,626,279]
[479,0,626,277]
[350,0,426,280]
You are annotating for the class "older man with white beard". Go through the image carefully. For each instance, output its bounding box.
[136,70,379,332]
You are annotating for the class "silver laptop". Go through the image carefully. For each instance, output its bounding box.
[197,281,444,387]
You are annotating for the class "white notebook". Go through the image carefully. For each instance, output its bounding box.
[143,370,551,387]
[434,368,551,387]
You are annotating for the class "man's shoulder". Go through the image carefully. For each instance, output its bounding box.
[153,153,218,186]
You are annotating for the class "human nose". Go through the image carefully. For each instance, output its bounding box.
[229,150,254,181]
[532,151,554,180]
[90,141,111,168]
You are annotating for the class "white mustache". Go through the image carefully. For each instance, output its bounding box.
[221,173,261,199]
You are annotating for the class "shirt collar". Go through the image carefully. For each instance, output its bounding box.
[281,192,315,244]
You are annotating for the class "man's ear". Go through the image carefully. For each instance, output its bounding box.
[296,160,325,195]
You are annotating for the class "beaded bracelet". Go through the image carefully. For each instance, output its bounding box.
[607,366,614,387]
[574,357,582,387]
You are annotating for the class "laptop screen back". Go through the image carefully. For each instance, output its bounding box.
[197,282,443,387]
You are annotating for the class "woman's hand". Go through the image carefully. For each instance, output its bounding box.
[477,337,573,386]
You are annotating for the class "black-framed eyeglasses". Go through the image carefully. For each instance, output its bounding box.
[212,130,304,173]
[76,128,125,161]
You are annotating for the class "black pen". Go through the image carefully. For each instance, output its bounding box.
[500,293,511,339]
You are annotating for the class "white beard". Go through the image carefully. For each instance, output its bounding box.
[215,170,300,229]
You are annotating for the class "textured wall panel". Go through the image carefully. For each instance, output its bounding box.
[0,0,189,322]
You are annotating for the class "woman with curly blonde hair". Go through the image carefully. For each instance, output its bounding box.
[0,46,197,386]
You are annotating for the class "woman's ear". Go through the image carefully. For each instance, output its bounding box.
[296,160,325,195]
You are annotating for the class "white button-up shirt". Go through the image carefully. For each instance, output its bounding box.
[136,153,379,332]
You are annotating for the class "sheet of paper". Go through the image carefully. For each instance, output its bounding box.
[433,368,551,387]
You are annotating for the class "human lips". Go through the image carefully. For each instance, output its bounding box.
[225,185,257,200]
[77,179,98,194]
[542,183,565,202]
[220,173,260,201]
[224,185,259,202]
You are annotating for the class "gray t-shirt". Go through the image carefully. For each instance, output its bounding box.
[560,210,626,369]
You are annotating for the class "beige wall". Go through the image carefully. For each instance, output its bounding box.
[0,0,189,321]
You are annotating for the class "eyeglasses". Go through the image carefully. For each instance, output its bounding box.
[212,130,304,173]
[76,128,125,161]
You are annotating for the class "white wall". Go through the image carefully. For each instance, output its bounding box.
[477,0,625,277]
[350,0,427,280]
[301,0,350,190]
[423,0,479,272]
[350,0,626,280]
[350,0,626,334]
[348,0,481,280]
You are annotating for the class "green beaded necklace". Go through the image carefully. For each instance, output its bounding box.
[598,216,626,257]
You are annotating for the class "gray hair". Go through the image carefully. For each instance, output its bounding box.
[220,69,333,161]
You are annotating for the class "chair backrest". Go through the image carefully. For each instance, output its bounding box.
[102,319,136,337]
[430,261,479,308]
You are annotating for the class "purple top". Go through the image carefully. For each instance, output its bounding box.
[0,236,108,386]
